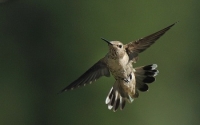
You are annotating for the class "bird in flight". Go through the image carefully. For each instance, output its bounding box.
[59,23,176,112]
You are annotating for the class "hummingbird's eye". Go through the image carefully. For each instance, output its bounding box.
[118,45,122,48]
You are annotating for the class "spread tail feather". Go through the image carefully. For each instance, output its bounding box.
[105,78,136,112]
[135,64,159,92]
[105,64,158,112]
[105,87,126,112]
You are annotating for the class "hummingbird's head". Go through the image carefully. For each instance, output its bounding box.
[101,38,125,58]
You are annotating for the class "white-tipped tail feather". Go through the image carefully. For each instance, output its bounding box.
[105,87,126,112]
[135,64,159,92]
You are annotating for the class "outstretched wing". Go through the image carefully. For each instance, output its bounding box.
[59,58,110,93]
[125,23,176,61]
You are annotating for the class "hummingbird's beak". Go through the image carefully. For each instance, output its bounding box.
[101,38,112,45]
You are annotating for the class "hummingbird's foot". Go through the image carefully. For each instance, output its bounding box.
[123,74,132,83]
[123,78,130,83]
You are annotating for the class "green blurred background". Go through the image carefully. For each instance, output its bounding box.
[0,0,200,125]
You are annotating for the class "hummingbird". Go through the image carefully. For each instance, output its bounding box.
[59,23,176,112]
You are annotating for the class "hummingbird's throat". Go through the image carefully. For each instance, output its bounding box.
[111,49,126,59]
[109,48,118,58]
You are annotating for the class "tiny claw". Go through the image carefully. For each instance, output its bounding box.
[123,78,130,83]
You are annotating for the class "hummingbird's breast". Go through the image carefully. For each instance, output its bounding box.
[106,53,133,80]
[106,53,137,100]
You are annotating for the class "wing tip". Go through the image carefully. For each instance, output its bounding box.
[57,90,65,94]
[57,86,74,94]
[57,88,69,94]
[167,21,178,30]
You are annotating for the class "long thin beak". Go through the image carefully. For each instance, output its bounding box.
[101,38,112,45]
